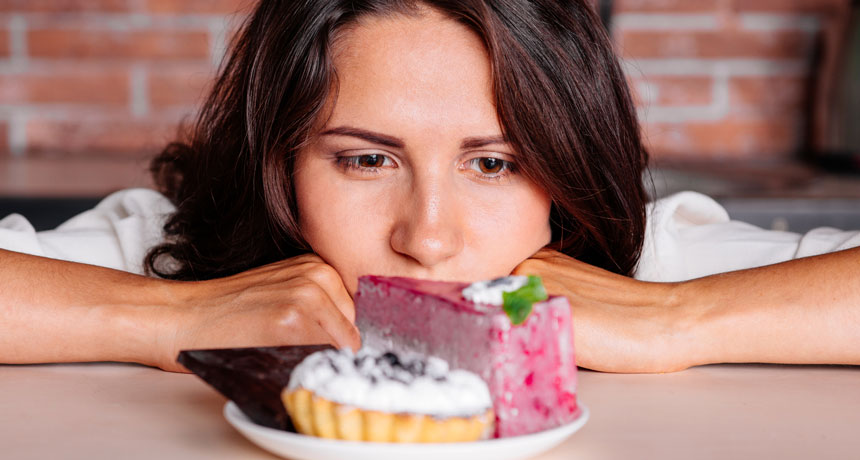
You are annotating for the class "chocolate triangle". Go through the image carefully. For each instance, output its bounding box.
[177,345,334,430]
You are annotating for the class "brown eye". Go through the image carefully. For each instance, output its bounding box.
[479,157,503,174]
[358,154,384,168]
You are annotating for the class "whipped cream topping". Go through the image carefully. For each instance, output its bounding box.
[461,276,528,306]
[287,347,492,418]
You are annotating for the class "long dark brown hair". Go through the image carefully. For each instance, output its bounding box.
[145,0,649,280]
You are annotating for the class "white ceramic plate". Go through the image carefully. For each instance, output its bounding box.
[224,401,589,460]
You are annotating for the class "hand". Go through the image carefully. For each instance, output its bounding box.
[513,248,689,373]
[155,254,361,372]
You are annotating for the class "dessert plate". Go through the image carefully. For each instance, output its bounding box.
[224,401,589,460]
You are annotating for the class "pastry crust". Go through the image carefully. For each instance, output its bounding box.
[282,388,494,443]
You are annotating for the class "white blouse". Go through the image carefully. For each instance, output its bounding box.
[1,188,858,282]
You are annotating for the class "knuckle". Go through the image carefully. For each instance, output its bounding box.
[288,279,324,304]
[305,264,340,286]
[277,308,303,328]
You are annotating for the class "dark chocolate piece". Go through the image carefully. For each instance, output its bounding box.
[177,344,333,431]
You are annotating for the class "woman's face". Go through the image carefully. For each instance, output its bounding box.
[294,9,552,295]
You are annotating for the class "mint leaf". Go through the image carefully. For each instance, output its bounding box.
[503,295,533,325]
[502,275,548,325]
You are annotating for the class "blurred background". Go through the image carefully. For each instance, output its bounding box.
[0,0,858,231]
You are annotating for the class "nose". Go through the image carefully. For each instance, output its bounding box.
[389,176,464,268]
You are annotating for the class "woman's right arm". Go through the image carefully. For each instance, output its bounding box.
[0,249,360,373]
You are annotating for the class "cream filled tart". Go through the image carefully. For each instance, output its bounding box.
[281,347,494,442]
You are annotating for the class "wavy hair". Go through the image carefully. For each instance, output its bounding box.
[145,0,649,280]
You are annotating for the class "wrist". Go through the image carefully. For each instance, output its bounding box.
[637,280,703,372]
[103,276,191,370]
[666,277,725,369]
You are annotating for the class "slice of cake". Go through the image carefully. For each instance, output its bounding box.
[355,275,578,438]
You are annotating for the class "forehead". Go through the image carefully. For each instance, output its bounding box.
[326,9,499,135]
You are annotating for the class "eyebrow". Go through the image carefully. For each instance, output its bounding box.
[320,126,508,150]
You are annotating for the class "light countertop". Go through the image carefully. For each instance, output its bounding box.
[2,362,858,459]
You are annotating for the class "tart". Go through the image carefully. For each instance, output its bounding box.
[281,348,494,443]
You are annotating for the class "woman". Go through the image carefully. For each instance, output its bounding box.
[1,0,858,373]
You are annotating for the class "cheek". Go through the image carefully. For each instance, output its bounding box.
[466,184,552,273]
[294,168,392,290]
[517,195,553,248]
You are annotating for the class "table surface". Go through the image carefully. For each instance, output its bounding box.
[1,363,858,460]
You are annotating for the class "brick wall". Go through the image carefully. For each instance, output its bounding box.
[0,0,851,162]
[0,0,249,159]
[617,0,850,159]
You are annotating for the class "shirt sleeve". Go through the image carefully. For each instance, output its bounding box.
[634,191,860,282]
[0,188,175,275]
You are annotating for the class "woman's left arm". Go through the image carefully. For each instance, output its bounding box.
[513,247,860,373]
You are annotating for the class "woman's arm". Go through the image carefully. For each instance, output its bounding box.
[0,249,360,373]
[680,246,860,368]
[514,247,860,373]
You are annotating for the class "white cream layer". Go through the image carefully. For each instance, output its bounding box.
[461,275,528,306]
[287,347,492,418]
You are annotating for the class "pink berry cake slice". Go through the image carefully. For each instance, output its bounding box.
[355,275,579,438]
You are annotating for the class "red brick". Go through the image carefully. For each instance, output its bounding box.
[630,76,713,107]
[147,0,253,14]
[626,75,646,107]
[0,0,129,12]
[618,30,814,59]
[26,118,182,156]
[28,29,210,61]
[729,76,808,112]
[0,121,8,156]
[0,29,8,58]
[0,71,128,106]
[732,0,848,14]
[149,66,215,108]
[643,118,803,158]
[616,0,721,13]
